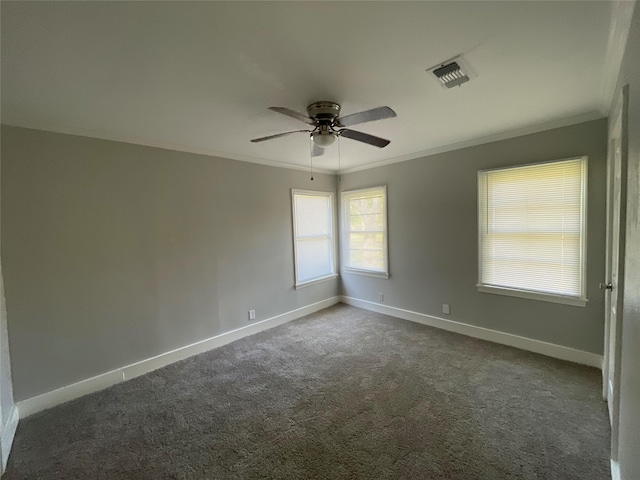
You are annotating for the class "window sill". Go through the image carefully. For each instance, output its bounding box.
[342,268,389,279]
[295,274,339,290]
[477,284,587,307]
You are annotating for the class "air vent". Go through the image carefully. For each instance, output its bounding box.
[431,61,470,88]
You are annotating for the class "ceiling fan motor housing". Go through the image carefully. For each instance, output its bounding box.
[307,101,341,124]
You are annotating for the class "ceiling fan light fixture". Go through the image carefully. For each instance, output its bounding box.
[312,131,336,147]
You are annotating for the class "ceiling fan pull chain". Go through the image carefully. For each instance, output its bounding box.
[337,135,341,182]
[309,136,314,181]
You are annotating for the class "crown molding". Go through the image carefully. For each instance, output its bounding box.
[599,0,637,115]
[3,110,604,177]
[0,122,334,175]
[338,111,604,174]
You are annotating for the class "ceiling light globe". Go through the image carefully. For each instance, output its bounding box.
[312,132,336,147]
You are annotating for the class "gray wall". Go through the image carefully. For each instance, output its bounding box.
[0,126,16,473]
[614,3,640,479]
[1,126,339,401]
[339,119,607,354]
[0,264,14,473]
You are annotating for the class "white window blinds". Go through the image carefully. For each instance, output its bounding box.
[478,157,587,300]
[292,190,335,286]
[342,186,388,275]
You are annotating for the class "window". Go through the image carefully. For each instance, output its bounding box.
[291,190,336,287]
[478,157,588,306]
[341,186,389,278]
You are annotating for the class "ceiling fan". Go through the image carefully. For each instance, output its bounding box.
[251,101,397,156]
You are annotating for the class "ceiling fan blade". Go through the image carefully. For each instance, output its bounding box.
[339,129,391,148]
[312,143,324,157]
[268,107,315,125]
[336,106,397,127]
[250,130,310,143]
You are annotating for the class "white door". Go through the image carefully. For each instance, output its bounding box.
[602,85,628,462]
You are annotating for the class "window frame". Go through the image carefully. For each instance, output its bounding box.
[291,189,338,289]
[477,156,588,307]
[341,185,389,279]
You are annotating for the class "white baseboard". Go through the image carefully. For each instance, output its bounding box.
[16,371,124,420]
[1,406,19,472]
[341,296,603,369]
[611,459,621,480]
[17,296,340,418]
[121,296,339,381]
[15,294,601,418]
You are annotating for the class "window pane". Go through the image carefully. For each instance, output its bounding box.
[478,158,586,298]
[296,238,332,283]
[342,187,388,274]
[349,195,384,215]
[295,195,330,237]
[292,191,334,285]
[349,248,384,270]
[349,232,383,250]
[349,213,383,232]
[482,233,581,295]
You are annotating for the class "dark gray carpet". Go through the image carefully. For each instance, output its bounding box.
[6,304,610,479]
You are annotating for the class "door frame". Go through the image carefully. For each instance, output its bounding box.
[602,84,628,462]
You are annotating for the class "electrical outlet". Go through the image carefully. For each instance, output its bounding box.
[442,304,450,315]
[249,309,256,321]
[379,293,384,302]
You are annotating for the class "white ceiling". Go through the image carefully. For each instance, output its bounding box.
[1,1,621,172]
